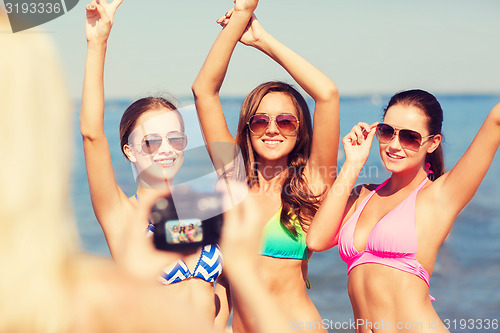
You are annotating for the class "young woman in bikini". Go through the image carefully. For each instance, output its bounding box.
[81,0,226,328]
[307,89,500,332]
[192,0,339,331]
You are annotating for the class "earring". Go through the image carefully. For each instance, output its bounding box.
[425,162,434,175]
[425,162,435,180]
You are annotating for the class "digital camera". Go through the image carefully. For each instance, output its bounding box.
[150,185,223,251]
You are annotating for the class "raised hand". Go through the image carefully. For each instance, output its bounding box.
[233,0,258,13]
[85,0,123,44]
[217,11,265,47]
[342,122,379,167]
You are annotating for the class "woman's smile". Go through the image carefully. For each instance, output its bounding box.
[262,138,283,148]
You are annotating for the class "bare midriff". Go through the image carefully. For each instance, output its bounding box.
[232,256,326,333]
[347,264,449,333]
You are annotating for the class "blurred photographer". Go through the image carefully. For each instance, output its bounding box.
[0,9,216,333]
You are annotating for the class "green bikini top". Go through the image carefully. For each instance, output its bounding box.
[260,208,310,260]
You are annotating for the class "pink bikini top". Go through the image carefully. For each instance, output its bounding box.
[338,177,434,300]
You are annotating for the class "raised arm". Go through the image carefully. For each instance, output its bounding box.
[80,0,127,236]
[165,224,174,236]
[238,14,340,186]
[191,0,258,155]
[431,102,500,221]
[307,123,377,251]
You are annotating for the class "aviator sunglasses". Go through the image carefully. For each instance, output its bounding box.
[139,132,188,154]
[376,123,435,152]
[247,113,299,136]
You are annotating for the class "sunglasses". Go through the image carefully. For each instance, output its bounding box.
[140,132,188,154]
[247,113,299,136]
[376,123,435,152]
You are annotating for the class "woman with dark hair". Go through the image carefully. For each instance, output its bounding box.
[307,89,500,332]
[192,0,339,331]
[80,0,226,328]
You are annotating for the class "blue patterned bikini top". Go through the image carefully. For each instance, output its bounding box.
[159,244,223,285]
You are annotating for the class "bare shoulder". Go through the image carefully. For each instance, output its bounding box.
[351,183,378,200]
[342,183,378,221]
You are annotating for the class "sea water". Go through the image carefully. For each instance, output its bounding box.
[71,95,500,332]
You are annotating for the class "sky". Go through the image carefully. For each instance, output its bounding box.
[3,0,500,99]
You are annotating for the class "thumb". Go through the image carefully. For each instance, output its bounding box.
[136,190,171,224]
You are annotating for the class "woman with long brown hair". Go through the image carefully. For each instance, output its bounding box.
[192,0,339,331]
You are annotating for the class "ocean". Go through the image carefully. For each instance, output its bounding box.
[71,95,500,332]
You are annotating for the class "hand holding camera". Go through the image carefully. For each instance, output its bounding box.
[150,185,224,251]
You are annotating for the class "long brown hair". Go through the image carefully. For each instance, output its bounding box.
[384,89,445,180]
[235,81,322,235]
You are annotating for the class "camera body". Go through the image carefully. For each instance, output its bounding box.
[151,185,223,251]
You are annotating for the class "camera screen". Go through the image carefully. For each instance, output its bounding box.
[164,219,203,244]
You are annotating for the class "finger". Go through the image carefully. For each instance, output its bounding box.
[94,1,111,23]
[91,0,101,8]
[86,3,97,12]
[357,122,371,135]
[136,190,171,225]
[217,9,232,23]
[218,8,233,23]
[352,125,364,144]
[365,121,380,141]
[342,138,354,148]
[369,121,380,130]
[344,129,358,146]
[342,132,356,146]
[365,125,378,144]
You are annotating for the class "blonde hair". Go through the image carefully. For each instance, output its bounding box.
[0,12,78,332]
